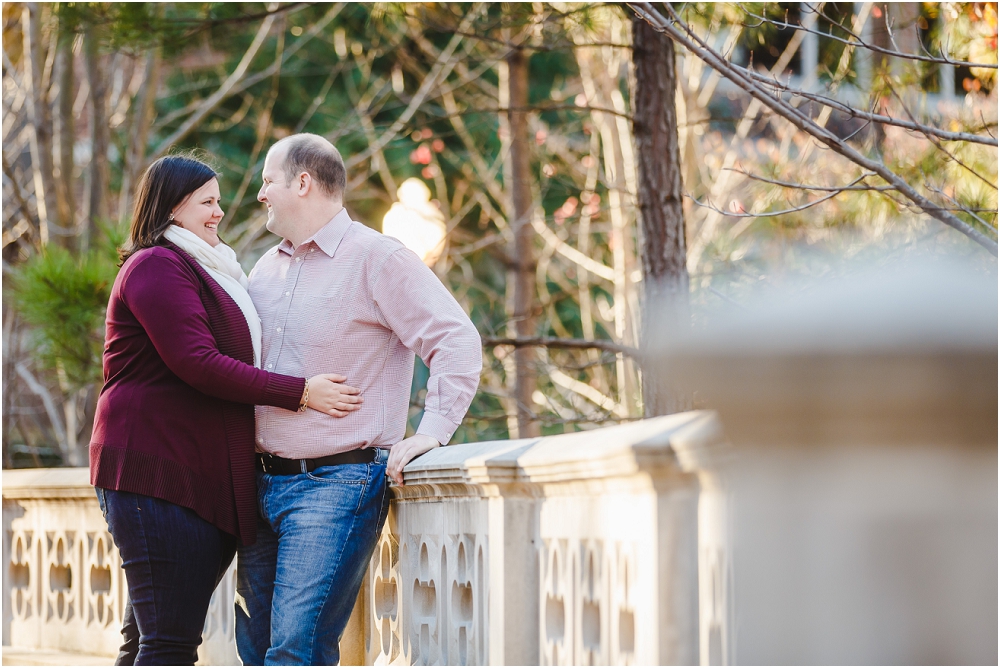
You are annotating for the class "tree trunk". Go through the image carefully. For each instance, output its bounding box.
[55,17,76,247]
[119,45,162,224]
[84,22,109,251]
[506,45,540,438]
[632,16,690,417]
[867,3,894,152]
[24,3,57,246]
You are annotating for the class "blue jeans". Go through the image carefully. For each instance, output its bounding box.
[96,488,237,666]
[235,448,391,665]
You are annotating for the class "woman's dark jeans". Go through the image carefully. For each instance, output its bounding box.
[96,488,237,666]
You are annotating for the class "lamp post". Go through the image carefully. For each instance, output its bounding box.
[381,178,446,267]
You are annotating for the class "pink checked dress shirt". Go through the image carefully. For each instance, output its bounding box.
[248,208,482,458]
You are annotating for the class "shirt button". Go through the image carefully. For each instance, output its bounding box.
[295,257,302,262]
[285,291,291,296]
[258,438,264,445]
[267,363,273,369]
[276,327,282,332]
[309,248,315,253]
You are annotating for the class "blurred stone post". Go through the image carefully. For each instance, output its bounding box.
[655,257,998,665]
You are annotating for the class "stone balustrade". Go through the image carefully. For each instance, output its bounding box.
[0,467,240,665]
[3,411,722,665]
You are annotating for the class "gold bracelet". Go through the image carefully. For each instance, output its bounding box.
[298,379,310,413]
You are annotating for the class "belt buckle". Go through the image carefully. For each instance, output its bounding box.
[259,452,276,474]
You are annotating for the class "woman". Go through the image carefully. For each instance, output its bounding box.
[90,155,359,665]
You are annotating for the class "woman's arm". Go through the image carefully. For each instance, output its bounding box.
[121,250,361,415]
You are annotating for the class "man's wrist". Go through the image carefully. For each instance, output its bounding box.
[415,411,459,446]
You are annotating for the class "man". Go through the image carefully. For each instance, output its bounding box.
[235,133,482,665]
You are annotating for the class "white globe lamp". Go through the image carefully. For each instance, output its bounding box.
[381,178,447,266]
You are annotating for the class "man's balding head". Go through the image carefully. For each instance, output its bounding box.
[271,133,347,201]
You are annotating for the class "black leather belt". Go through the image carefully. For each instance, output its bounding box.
[256,449,377,475]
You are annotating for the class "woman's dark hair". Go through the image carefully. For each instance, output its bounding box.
[119,155,219,264]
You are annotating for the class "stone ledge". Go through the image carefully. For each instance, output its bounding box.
[2,467,94,500]
[1,647,115,666]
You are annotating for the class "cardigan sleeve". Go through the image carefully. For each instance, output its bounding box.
[121,251,304,411]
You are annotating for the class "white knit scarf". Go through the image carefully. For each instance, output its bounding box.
[163,225,262,367]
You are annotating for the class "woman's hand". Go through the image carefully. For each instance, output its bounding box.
[306,374,363,417]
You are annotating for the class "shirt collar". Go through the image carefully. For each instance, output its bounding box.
[277,207,353,258]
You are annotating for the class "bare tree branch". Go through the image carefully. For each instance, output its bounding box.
[149,12,277,162]
[221,17,286,229]
[629,2,998,256]
[531,215,615,280]
[733,167,996,216]
[153,3,346,136]
[344,3,485,170]
[687,6,819,269]
[738,3,998,69]
[689,174,869,218]
[885,83,998,191]
[482,336,640,358]
[742,69,998,147]
[924,183,995,229]
[15,362,68,460]
[2,154,40,235]
[729,167,896,192]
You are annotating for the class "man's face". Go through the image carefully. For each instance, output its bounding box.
[258,147,296,238]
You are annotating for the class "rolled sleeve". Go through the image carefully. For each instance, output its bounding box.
[415,411,461,445]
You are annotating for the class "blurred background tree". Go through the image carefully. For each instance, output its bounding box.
[3,2,995,467]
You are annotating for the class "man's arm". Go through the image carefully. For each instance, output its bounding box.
[372,247,483,482]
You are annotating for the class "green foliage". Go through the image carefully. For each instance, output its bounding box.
[56,3,283,55]
[7,228,124,390]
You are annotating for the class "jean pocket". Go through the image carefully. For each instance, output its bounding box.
[305,464,368,484]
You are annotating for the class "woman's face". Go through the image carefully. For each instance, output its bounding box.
[172,178,224,247]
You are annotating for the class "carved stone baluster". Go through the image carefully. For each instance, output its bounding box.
[577,540,605,665]
[45,530,75,624]
[9,529,36,627]
[84,531,115,628]
[368,524,401,663]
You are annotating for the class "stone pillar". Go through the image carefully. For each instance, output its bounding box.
[659,257,998,665]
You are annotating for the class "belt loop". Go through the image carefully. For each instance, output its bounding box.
[300,459,308,474]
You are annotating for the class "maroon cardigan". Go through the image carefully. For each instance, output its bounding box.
[90,243,304,545]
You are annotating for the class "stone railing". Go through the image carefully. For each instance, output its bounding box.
[0,467,240,665]
[3,411,723,665]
